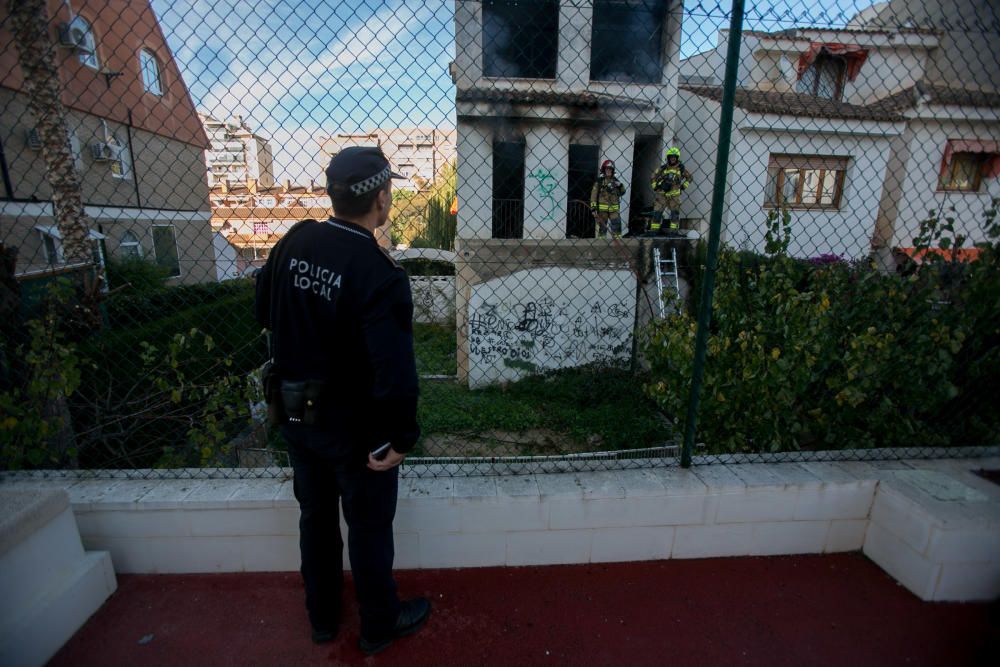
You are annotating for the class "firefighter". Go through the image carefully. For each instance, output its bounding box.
[650,147,692,234]
[590,159,626,238]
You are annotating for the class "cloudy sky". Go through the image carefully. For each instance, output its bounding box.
[151,0,876,183]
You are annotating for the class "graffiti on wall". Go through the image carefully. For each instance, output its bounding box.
[529,167,557,221]
[466,268,636,387]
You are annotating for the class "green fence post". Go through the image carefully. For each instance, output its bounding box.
[681,0,747,468]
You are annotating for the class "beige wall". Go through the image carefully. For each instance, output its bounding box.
[0,88,210,211]
[3,208,216,285]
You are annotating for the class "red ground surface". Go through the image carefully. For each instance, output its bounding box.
[51,554,998,667]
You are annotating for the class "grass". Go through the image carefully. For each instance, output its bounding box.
[411,323,668,455]
[414,322,458,376]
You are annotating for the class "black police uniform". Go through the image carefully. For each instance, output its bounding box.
[254,215,419,641]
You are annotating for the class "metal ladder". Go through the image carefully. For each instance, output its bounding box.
[652,246,680,318]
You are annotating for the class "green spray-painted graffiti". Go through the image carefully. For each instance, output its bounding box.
[529,168,558,221]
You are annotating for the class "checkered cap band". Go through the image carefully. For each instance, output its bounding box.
[349,166,391,196]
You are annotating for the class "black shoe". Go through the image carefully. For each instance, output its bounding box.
[311,626,338,644]
[358,597,432,656]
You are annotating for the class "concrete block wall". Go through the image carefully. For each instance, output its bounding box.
[2,456,998,603]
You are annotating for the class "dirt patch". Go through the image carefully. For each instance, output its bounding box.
[419,429,600,457]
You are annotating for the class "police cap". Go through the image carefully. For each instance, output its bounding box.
[325,146,404,198]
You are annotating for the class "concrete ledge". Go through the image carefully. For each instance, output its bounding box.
[3,457,999,602]
[0,489,117,667]
[863,465,1000,601]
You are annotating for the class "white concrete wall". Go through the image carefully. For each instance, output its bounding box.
[410,276,456,324]
[557,0,592,90]
[676,89,902,258]
[466,267,636,388]
[887,114,1000,249]
[729,128,896,259]
[456,123,493,239]
[7,456,999,603]
[523,126,569,239]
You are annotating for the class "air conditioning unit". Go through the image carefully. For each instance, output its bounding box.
[25,128,42,151]
[57,16,93,54]
[90,142,115,162]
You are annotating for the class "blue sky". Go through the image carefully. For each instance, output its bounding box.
[151,0,878,182]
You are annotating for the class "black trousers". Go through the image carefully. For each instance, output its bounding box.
[283,425,402,639]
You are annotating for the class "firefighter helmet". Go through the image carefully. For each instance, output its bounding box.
[666,147,681,159]
[600,159,615,173]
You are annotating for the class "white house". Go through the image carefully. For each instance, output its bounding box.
[678,27,935,259]
[678,0,1000,264]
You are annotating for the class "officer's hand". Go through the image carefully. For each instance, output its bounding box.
[368,447,405,471]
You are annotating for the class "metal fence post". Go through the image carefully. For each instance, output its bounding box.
[681,0,747,468]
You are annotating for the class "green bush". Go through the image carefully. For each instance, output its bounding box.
[105,256,172,293]
[642,202,1000,453]
[104,278,254,329]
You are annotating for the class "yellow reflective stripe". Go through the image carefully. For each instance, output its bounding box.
[595,203,620,211]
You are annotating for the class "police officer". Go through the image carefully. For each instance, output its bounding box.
[254,146,430,655]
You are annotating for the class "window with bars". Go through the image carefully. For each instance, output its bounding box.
[795,55,846,101]
[765,154,848,210]
[938,152,989,192]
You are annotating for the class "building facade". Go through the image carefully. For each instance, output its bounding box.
[450,1,686,385]
[0,0,216,284]
[319,128,456,192]
[201,114,275,189]
[453,0,684,241]
[210,180,391,275]
[678,0,1000,263]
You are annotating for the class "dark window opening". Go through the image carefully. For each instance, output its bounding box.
[590,0,667,84]
[796,54,846,101]
[152,225,181,277]
[567,144,599,238]
[483,0,559,79]
[629,135,660,234]
[492,141,525,238]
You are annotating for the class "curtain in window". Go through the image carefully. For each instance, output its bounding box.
[796,43,868,82]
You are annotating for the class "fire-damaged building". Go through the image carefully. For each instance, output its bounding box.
[450,1,687,387]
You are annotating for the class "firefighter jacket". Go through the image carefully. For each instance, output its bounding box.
[590,176,626,212]
[651,162,692,198]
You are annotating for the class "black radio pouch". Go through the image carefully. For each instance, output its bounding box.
[280,379,327,426]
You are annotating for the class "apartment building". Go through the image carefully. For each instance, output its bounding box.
[319,128,456,192]
[0,0,215,284]
[202,113,275,188]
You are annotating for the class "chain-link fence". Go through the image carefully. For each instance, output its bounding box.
[1,0,998,477]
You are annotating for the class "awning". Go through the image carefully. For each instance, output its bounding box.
[797,43,869,82]
[941,139,1000,178]
[896,247,981,264]
[34,225,105,240]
